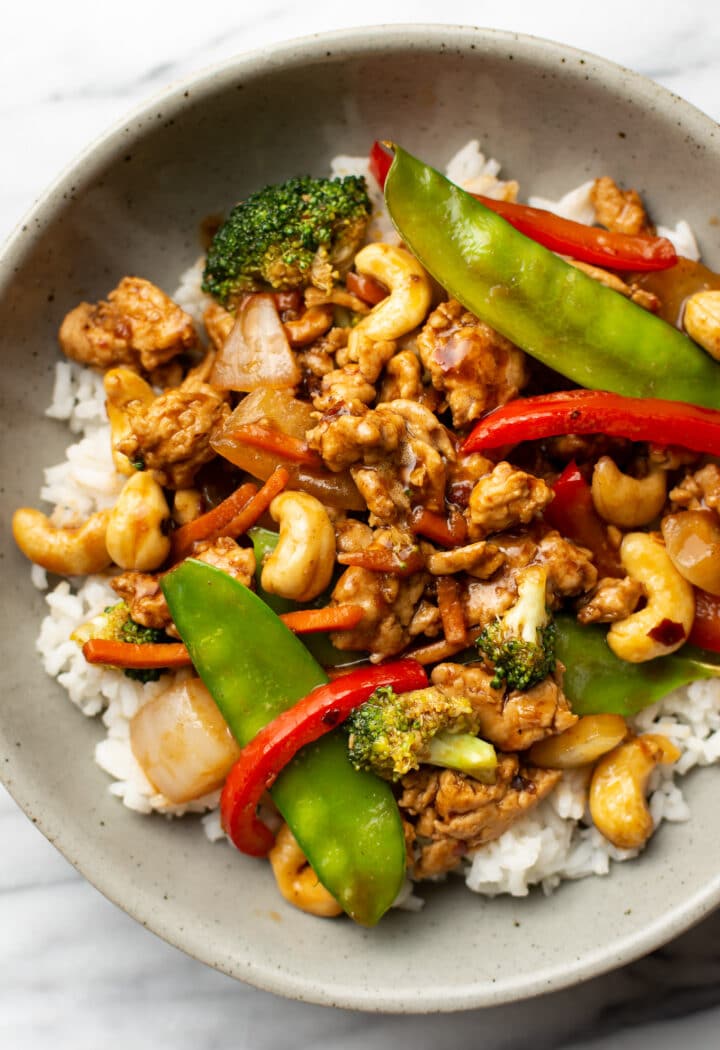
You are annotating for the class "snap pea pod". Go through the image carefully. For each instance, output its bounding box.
[384,145,720,409]
[555,614,720,716]
[161,558,406,926]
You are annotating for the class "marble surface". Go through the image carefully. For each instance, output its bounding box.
[3,1,720,1046]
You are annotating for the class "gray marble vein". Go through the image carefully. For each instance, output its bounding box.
[3,2,720,1047]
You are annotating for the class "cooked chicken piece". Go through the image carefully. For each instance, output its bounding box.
[399,757,562,878]
[334,518,374,553]
[59,277,197,372]
[416,299,528,427]
[566,259,661,313]
[408,599,442,638]
[591,177,653,236]
[577,575,646,624]
[336,332,396,383]
[190,536,256,584]
[446,451,496,507]
[468,461,554,536]
[377,349,424,403]
[426,540,505,579]
[670,463,720,512]
[307,403,406,472]
[203,301,235,351]
[312,365,377,411]
[329,565,427,661]
[117,384,229,489]
[534,530,598,601]
[431,663,577,751]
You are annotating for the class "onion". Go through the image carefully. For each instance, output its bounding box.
[130,677,241,803]
[210,293,300,391]
[212,388,365,510]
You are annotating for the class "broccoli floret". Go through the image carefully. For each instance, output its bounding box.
[476,565,557,691]
[346,685,496,783]
[202,174,371,306]
[71,601,169,683]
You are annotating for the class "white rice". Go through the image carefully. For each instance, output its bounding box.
[29,144,719,902]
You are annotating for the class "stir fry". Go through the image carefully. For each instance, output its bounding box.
[13,142,720,925]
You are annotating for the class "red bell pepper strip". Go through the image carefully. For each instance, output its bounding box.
[462,390,720,458]
[368,141,676,272]
[543,461,623,578]
[689,589,720,653]
[220,659,429,856]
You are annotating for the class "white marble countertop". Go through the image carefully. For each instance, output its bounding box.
[3,1,720,1047]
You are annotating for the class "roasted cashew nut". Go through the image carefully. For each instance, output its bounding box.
[683,290,720,360]
[591,456,666,528]
[268,823,342,918]
[529,714,629,769]
[589,733,681,850]
[12,507,111,575]
[261,491,335,602]
[173,488,203,526]
[607,532,695,662]
[348,243,432,346]
[105,471,172,571]
[104,367,155,476]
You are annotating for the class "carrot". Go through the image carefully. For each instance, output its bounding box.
[82,639,192,668]
[229,423,323,468]
[171,481,258,560]
[337,545,425,576]
[279,604,364,634]
[409,636,471,665]
[436,576,467,646]
[410,506,467,548]
[224,466,290,539]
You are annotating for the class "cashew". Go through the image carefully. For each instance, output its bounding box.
[529,715,628,769]
[12,507,111,575]
[348,243,432,347]
[261,491,335,602]
[662,509,720,596]
[589,733,681,850]
[284,304,334,347]
[173,488,203,526]
[683,290,720,360]
[607,532,695,662]
[104,367,155,475]
[268,823,342,918]
[591,457,666,528]
[105,472,171,571]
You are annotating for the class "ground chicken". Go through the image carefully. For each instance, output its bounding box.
[59,277,197,372]
[377,349,424,403]
[312,365,377,411]
[670,463,720,512]
[329,565,427,661]
[577,575,645,624]
[591,177,653,236]
[399,757,562,878]
[336,331,396,383]
[431,663,577,751]
[203,302,234,351]
[468,461,554,536]
[416,299,528,427]
[426,540,505,579]
[534,530,598,601]
[117,385,230,489]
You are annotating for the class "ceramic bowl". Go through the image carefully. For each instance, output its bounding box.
[2,24,720,1012]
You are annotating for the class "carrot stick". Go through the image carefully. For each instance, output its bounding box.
[279,604,364,634]
[410,506,467,548]
[82,639,192,668]
[224,466,290,539]
[229,424,323,468]
[436,576,467,646]
[171,481,258,561]
[409,636,472,665]
[337,545,425,576]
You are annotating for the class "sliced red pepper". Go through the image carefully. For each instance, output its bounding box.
[463,390,720,458]
[220,659,429,856]
[689,589,720,653]
[368,141,676,272]
[543,461,623,578]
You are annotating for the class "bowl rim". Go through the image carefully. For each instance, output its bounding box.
[3,21,720,1013]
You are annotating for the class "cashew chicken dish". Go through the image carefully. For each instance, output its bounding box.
[14,139,720,925]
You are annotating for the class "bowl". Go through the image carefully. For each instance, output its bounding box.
[2,24,720,1013]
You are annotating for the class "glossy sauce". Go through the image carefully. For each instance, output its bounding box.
[633,257,720,328]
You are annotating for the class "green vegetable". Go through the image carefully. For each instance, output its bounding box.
[203,174,371,306]
[161,559,406,926]
[556,614,720,716]
[384,145,720,409]
[71,601,168,682]
[346,684,496,782]
[476,566,556,691]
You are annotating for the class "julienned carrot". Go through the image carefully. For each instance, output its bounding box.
[436,576,467,646]
[82,639,192,668]
[171,481,258,560]
[278,604,364,634]
[337,546,425,576]
[229,423,323,468]
[409,635,471,665]
[224,466,290,539]
[410,506,467,548]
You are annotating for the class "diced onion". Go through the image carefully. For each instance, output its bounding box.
[210,293,300,391]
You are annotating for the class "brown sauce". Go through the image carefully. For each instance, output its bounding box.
[632,257,720,328]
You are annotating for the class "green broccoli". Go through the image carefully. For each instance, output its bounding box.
[202,174,371,306]
[475,565,557,691]
[72,601,169,683]
[345,685,497,783]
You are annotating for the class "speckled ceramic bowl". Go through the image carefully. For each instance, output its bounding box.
[2,24,720,1012]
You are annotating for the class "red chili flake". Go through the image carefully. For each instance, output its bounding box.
[321,707,343,727]
[647,619,686,646]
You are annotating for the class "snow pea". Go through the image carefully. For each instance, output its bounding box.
[384,145,720,410]
[555,614,720,716]
[161,558,406,926]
